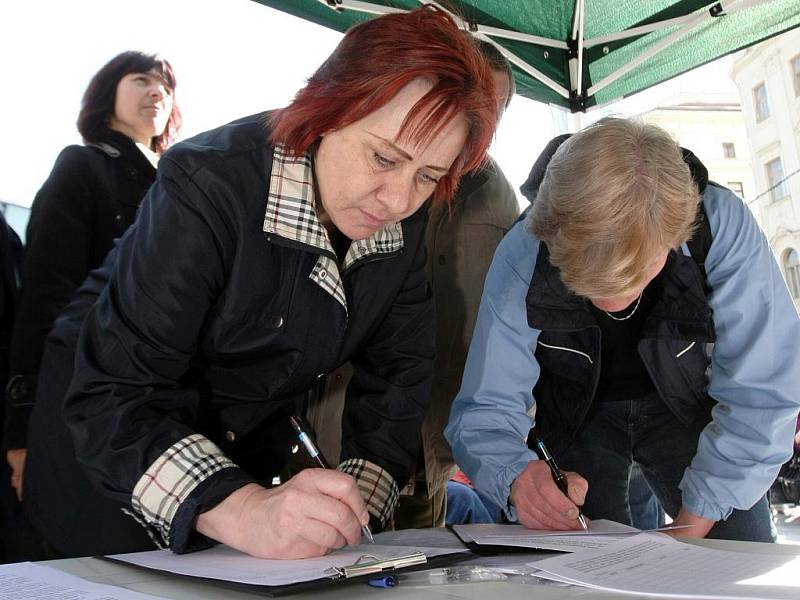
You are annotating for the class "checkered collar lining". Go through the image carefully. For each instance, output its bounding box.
[264,145,404,310]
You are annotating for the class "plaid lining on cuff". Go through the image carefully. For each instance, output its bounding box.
[131,434,236,548]
[264,146,404,313]
[338,458,399,528]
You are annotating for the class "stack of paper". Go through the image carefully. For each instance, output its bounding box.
[0,562,166,599]
[529,532,800,599]
[453,519,662,552]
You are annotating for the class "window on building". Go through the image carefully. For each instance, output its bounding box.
[792,55,800,97]
[722,143,736,158]
[765,158,789,202]
[785,248,800,299]
[753,83,770,122]
[727,181,744,198]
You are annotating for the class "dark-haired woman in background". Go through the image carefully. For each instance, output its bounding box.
[3,51,181,516]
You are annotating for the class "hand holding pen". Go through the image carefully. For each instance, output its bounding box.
[195,461,369,559]
[509,437,589,531]
[290,416,375,543]
[533,437,588,530]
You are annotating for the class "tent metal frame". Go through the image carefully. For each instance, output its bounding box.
[317,0,774,111]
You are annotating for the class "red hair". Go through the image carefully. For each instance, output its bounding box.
[269,6,497,204]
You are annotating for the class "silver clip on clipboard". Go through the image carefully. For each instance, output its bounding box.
[325,551,427,579]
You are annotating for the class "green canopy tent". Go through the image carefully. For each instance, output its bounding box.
[253,0,800,112]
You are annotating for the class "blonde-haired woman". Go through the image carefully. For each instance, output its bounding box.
[446,117,800,542]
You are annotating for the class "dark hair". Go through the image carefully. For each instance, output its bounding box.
[475,39,515,108]
[77,51,182,154]
[269,6,498,205]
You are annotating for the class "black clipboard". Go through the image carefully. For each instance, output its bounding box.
[103,548,473,596]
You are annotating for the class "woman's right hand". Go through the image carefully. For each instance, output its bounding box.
[509,459,588,531]
[6,449,26,501]
[195,469,369,558]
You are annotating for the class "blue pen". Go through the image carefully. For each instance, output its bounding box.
[534,436,589,531]
[289,416,375,543]
[367,575,397,588]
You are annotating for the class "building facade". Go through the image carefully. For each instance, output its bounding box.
[731,28,800,306]
[639,94,756,216]
[0,200,30,243]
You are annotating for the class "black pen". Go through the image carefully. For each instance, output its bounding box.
[533,436,589,531]
[289,416,375,543]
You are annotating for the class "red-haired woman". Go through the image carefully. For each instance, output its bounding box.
[22,6,498,559]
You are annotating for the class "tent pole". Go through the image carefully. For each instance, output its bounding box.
[422,0,571,99]
[462,23,567,49]
[318,0,405,15]
[319,0,573,101]
[577,0,586,96]
[585,11,712,48]
[568,0,587,110]
[587,0,768,98]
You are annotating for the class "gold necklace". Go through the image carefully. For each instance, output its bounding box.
[603,293,643,321]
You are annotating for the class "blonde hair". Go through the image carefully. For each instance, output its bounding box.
[527,117,700,299]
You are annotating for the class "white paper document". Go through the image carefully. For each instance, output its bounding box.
[530,532,800,599]
[373,527,469,549]
[0,562,166,600]
[453,519,652,552]
[108,543,467,587]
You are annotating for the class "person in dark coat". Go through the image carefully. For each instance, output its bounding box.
[24,6,500,559]
[0,211,25,563]
[3,52,181,513]
[0,213,21,451]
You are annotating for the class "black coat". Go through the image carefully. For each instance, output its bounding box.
[0,214,21,442]
[24,253,158,556]
[25,113,434,556]
[4,130,155,449]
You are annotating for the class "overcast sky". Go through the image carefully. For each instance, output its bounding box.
[1,0,738,209]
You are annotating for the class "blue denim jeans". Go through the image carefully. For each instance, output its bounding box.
[629,462,665,530]
[554,392,774,542]
[445,481,501,525]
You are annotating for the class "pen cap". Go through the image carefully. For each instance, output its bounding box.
[535,439,553,461]
[367,575,397,588]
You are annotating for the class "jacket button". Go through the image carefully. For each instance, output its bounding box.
[318,268,328,280]
[9,379,28,401]
[225,430,236,442]
[437,255,446,265]
[272,315,284,329]
[115,214,122,221]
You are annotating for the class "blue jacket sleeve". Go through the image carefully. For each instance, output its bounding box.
[680,186,800,521]
[445,221,541,513]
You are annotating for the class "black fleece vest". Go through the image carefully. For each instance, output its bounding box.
[521,145,718,455]
[525,244,716,455]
